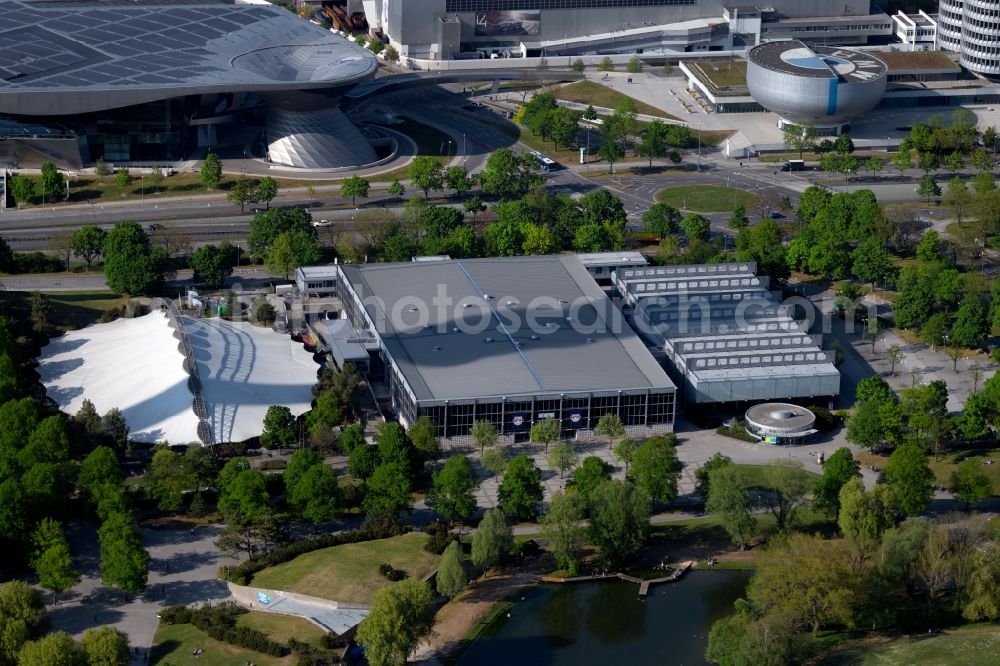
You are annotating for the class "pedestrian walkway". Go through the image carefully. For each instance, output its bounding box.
[227,583,369,635]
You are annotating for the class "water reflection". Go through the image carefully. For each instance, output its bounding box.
[459,571,751,666]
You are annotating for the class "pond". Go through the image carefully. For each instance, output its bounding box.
[457,570,751,666]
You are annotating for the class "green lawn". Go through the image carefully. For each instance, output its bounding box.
[822,627,1000,665]
[857,448,1000,496]
[0,290,128,331]
[250,534,440,605]
[236,612,328,649]
[656,185,756,213]
[152,622,294,666]
[555,80,677,119]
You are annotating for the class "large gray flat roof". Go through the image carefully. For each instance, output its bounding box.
[0,0,377,115]
[341,256,675,403]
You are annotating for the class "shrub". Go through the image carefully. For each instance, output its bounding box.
[806,405,840,432]
[422,522,454,554]
[159,603,289,657]
[378,563,405,581]
[258,459,287,471]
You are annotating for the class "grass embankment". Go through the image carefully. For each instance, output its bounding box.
[856,448,1000,493]
[555,80,678,120]
[151,611,327,666]
[819,625,1000,665]
[250,534,440,605]
[0,290,128,331]
[656,185,756,213]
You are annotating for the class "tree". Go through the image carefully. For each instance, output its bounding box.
[949,458,993,510]
[0,581,46,664]
[570,57,585,72]
[384,45,400,71]
[962,542,1000,621]
[892,148,914,175]
[219,467,269,517]
[498,454,543,521]
[706,465,756,551]
[760,461,813,531]
[783,123,816,159]
[884,442,934,515]
[386,179,405,201]
[834,133,855,155]
[851,238,892,290]
[570,456,613,506]
[637,120,668,168]
[148,449,196,512]
[257,176,278,209]
[626,56,643,73]
[436,540,468,598]
[226,176,257,213]
[98,512,149,595]
[681,213,711,243]
[355,579,436,666]
[445,166,473,198]
[643,203,681,238]
[200,152,222,189]
[102,408,130,455]
[18,632,85,666]
[40,162,66,202]
[94,157,111,179]
[260,405,296,449]
[79,446,121,495]
[470,419,499,455]
[408,156,443,200]
[266,228,320,279]
[951,297,989,347]
[81,627,129,666]
[944,176,973,224]
[102,221,161,295]
[375,421,413,470]
[943,150,965,174]
[813,447,860,519]
[630,435,681,503]
[885,344,904,376]
[865,157,884,180]
[340,176,370,206]
[30,519,79,604]
[471,508,513,572]
[547,441,577,479]
[428,455,478,523]
[8,174,36,208]
[613,439,638,476]
[916,176,940,203]
[597,126,625,172]
[479,149,543,200]
[748,534,858,635]
[694,452,732,498]
[728,204,750,230]
[289,463,341,526]
[406,416,439,460]
[529,418,560,453]
[837,478,896,560]
[70,226,106,271]
[362,463,412,522]
[598,56,614,71]
[588,479,650,568]
[583,104,598,121]
[919,151,939,176]
[347,444,378,481]
[189,243,235,288]
[541,491,586,574]
[594,413,625,449]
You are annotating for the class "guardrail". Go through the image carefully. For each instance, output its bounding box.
[150,297,214,446]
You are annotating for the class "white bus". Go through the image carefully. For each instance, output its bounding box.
[529,150,558,172]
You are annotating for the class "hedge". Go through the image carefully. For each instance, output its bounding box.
[221,523,409,586]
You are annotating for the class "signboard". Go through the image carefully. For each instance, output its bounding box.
[256,592,272,606]
[567,410,585,429]
[537,411,556,420]
[510,412,527,431]
[475,10,541,37]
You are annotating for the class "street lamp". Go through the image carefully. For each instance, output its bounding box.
[697,122,703,172]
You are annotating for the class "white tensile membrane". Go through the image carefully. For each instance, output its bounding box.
[37,311,318,444]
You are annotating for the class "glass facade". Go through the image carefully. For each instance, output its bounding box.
[447,0,694,9]
[415,390,676,438]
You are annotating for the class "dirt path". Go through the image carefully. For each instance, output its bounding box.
[412,554,554,663]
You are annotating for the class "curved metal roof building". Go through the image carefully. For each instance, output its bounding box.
[746,40,887,129]
[0,0,380,169]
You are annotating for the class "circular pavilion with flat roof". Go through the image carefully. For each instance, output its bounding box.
[745,403,817,445]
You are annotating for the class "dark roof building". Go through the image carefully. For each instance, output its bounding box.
[0,0,379,169]
[336,255,677,439]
